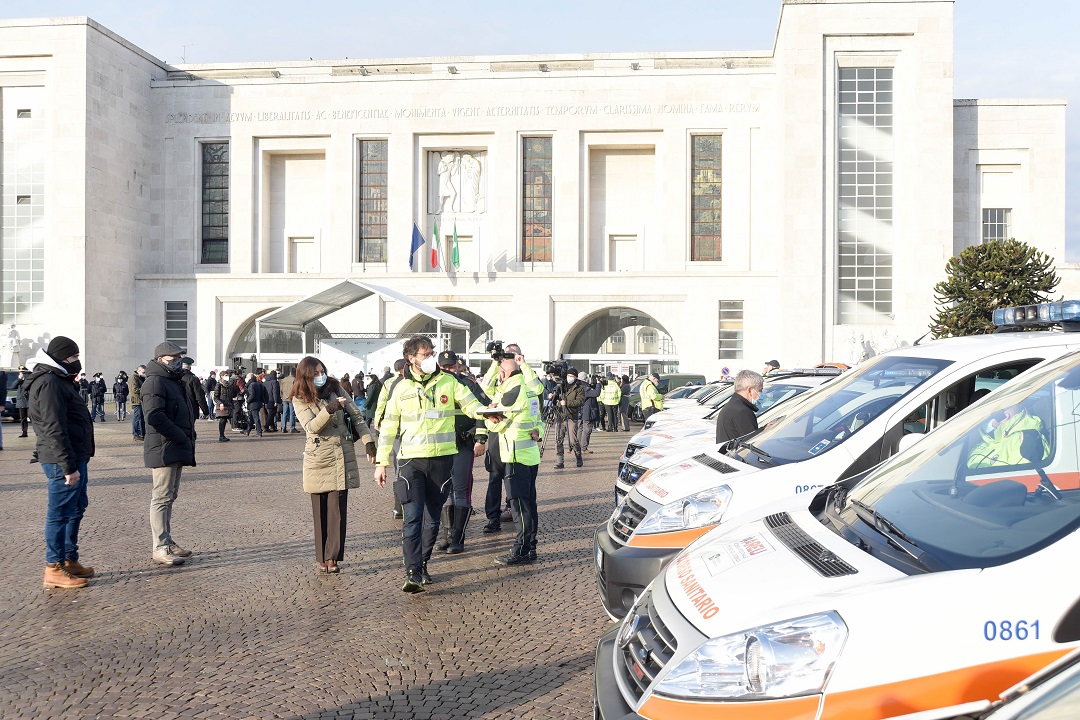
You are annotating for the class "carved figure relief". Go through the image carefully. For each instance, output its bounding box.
[3,324,22,368]
[429,150,486,214]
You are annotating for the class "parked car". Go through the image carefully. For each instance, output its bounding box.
[627,373,706,420]
[596,303,1080,619]
[595,345,1080,718]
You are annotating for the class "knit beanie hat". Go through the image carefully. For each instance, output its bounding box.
[47,336,80,362]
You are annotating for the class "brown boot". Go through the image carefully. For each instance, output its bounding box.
[63,559,95,578]
[44,562,88,589]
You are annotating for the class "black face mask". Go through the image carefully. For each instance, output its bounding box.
[61,359,82,376]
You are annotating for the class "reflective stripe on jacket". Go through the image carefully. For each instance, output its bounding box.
[376,367,486,465]
[640,380,663,411]
[486,372,543,466]
[599,380,622,406]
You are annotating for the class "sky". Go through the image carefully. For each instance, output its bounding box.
[19,0,1080,260]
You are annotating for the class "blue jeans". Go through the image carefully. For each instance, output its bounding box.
[43,460,89,564]
[132,405,145,438]
[282,401,296,430]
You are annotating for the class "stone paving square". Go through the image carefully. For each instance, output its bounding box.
[0,417,633,719]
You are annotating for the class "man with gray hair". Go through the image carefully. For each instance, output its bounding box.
[716,369,763,444]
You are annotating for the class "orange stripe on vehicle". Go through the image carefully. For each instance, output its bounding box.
[819,649,1072,719]
[627,525,715,549]
[638,694,819,720]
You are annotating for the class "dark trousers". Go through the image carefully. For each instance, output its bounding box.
[247,402,263,435]
[507,462,539,557]
[217,416,229,439]
[43,459,90,564]
[448,445,474,507]
[642,406,658,423]
[399,455,453,574]
[311,490,348,563]
[606,404,620,431]
[132,405,144,438]
[484,440,508,525]
[19,408,29,435]
[555,415,581,459]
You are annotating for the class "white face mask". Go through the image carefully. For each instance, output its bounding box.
[566,376,577,384]
[419,356,438,375]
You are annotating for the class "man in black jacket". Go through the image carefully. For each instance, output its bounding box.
[26,336,96,588]
[716,369,763,444]
[262,371,281,433]
[180,358,209,421]
[244,372,267,437]
[143,341,197,566]
[553,367,586,469]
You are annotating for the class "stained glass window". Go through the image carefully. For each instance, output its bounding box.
[200,142,229,264]
[358,140,388,263]
[522,137,552,262]
[691,135,722,261]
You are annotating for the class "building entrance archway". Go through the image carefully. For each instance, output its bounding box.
[561,306,678,377]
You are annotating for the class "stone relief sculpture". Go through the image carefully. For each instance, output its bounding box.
[437,151,460,213]
[429,150,486,214]
[3,324,22,368]
[843,327,909,365]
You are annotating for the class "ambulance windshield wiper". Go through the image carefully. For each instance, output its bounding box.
[736,440,773,466]
[849,499,940,571]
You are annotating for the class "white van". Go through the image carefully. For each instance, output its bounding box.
[596,309,1080,620]
[594,345,1080,719]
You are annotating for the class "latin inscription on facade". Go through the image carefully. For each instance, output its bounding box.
[164,101,760,124]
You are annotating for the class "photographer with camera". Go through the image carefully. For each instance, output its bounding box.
[479,342,544,534]
[551,366,586,469]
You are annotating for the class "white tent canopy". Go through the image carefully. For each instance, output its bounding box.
[254,279,471,360]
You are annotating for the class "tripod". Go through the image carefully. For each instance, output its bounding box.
[539,382,578,460]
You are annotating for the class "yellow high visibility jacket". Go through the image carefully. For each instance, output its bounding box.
[485,371,543,465]
[481,359,544,399]
[640,379,663,411]
[376,367,487,465]
[600,380,622,406]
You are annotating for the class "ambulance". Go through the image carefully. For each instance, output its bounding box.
[596,305,1080,619]
[594,346,1080,719]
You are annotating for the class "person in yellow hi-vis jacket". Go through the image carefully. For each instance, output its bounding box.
[599,373,623,431]
[639,371,664,422]
[485,357,544,566]
[374,336,490,594]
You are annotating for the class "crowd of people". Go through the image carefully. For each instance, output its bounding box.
[14,335,668,595]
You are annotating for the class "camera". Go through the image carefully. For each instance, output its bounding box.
[486,340,515,361]
[543,360,568,379]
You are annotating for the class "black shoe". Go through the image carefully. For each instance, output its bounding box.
[18,434,27,438]
[393,509,403,519]
[402,571,425,593]
[482,523,501,534]
[553,462,564,469]
[528,551,538,563]
[218,436,230,442]
[421,563,433,584]
[576,458,584,467]
[494,553,530,566]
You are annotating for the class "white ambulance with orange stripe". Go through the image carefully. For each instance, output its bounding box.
[594,344,1080,720]
[596,309,1080,621]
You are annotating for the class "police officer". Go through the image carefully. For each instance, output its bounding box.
[433,350,490,554]
[373,336,489,593]
[639,371,664,423]
[479,343,543,533]
[486,357,544,565]
[553,366,585,469]
[599,373,622,431]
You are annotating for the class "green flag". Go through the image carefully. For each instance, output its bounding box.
[451,222,460,268]
[431,220,440,269]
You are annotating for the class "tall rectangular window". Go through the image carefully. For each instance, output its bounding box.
[1,86,46,325]
[358,139,388,263]
[691,135,723,261]
[200,142,229,264]
[522,137,552,262]
[837,67,893,324]
[718,300,744,359]
[165,301,188,347]
[982,208,1011,243]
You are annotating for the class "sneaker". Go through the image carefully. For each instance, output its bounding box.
[576,458,584,467]
[482,523,501,534]
[291,428,302,434]
[167,543,192,558]
[494,553,530,566]
[152,548,185,566]
[393,508,403,519]
[218,436,230,442]
[63,559,95,578]
[44,562,87,589]
[528,551,538,563]
[553,462,564,469]
[421,563,433,584]
[500,509,513,522]
[402,571,425,594]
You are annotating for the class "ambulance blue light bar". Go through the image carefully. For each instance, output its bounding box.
[993,301,1080,329]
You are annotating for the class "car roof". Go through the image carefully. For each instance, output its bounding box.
[894,330,1080,358]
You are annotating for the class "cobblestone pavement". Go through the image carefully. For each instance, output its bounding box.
[0,415,637,719]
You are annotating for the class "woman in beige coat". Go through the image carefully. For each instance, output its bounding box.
[292,356,376,573]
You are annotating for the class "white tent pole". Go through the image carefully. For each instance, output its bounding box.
[256,318,262,370]
[466,328,471,367]
[437,319,443,349]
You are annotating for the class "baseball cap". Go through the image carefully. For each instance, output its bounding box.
[765,360,780,369]
[437,350,458,367]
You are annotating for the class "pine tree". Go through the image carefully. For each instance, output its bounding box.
[931,239,1060,338]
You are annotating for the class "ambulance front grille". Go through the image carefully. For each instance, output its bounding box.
[610,497,647,543]
[616,591,677,703]
[764,512,858,578]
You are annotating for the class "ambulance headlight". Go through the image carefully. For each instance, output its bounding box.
[636,485,732,534]
[654,612,847,700]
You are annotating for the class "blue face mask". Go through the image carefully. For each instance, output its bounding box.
[313,374,327,388]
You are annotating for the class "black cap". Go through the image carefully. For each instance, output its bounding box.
[181,357,195,366]
[437,350,458,367]
[765,360,780,369]
[606,372,616,380]
[47,336,79,362]
[566,367,579,377]
[154,340,187,358]
[649,371,661,381]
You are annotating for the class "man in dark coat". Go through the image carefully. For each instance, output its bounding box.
[244,372,268,437]
[130,366,146,441]
[12,365,31,437]
[180,358,209,421]
[26,336,96,588]
[262,371,281,433]
[716,369,763,444]
[142,341,196,566]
